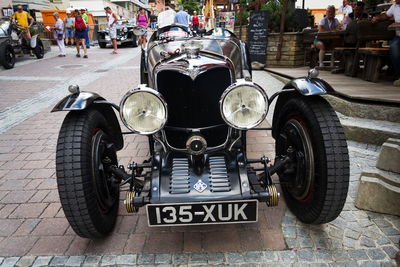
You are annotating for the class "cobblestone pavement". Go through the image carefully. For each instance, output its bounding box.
[0,46,399,266]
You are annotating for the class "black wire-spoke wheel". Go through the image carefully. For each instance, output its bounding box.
[0,43,15,69]
[56,109,120,238]
[91,130,118,214]
[278,118,315,202]
[275,95,349,224]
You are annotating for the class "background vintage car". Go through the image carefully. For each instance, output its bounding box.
[0,19,46,69]
[97,21,138,48]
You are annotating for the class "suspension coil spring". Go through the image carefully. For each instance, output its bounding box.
[124,191,139,213]
[266,185,279,207]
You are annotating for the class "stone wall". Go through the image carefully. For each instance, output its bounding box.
[234,26,248,43]
[266,32,304,67]
[233,27,305,68]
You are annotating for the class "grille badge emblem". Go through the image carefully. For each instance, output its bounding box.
[194,179,207,193]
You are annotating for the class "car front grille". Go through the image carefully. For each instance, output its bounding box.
[157,67,231,149]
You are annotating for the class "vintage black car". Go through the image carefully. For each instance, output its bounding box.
[0,19,45,69]
[97,21,138,48]
[53,25,349,238]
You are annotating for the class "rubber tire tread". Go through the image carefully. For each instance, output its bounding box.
[275,96,349,224]
[0,43,15,69]
[56,109,119,238]
[35,40,44,59]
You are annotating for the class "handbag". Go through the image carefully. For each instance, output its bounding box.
[57,33,63,40]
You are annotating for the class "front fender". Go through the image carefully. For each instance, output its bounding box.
[52,92,124,150]
[30,35,39,48]
[282,77,335,96]
[52,91,103,111]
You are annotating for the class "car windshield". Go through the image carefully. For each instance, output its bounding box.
[0,20,10,37]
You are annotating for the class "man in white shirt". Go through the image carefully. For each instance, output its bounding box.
[338,0,353,29]
[372,0,400,86]
[157,5,176,28]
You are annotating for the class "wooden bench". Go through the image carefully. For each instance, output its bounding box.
[334,20,394,80]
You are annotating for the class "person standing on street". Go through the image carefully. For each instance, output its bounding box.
[174,6,189,31]
[137,8,149,48]
[80,8,90,48]
[372,0,400,86]
[191,11,199,32]
[74,10,88,58]
[150,10,157,29]
[64,11,75,47]
[105,7,118,54]
[51,12,66,57]
[11,4,34,56]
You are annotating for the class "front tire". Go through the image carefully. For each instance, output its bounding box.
[99,41,107,48]
[0,42,15,69]
[34,39,44,59]
[56,109,120,238]
[132,34,138,47]
[275,96,349,224]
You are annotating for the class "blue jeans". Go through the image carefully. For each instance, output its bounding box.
[150,22,157,29]
[390,36,400,79]
[84,27,90,48]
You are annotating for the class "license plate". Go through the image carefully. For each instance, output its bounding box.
[146,200,258,226]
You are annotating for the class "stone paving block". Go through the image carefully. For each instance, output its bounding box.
[116,254,136,266]
[342,237,356,248]
[226,252,245,263]
[172,254,189,265]
[82,255,101,267]
[154,254,171,264]
[207,252,225,264]
[278,250,297,263]
[314,250,333,262]
[286,238,299,249]
[137,254,155,264]
[298,237,313,248]
[332,250,350,262]
[347,249,368,261]
[49,256,69,267]
[0,257,19,267]
[296,250,315,262]
[358,261,380,267]
[32,256,52,267]
[101,255,116,267]
[360,237,375,247]
[382,245,400,259]
[344,229,361,240]
[243,251,263,263]
[15,256,36,267]
[65,256,86,267]
[262,250,279,263]
[366,248,387,260]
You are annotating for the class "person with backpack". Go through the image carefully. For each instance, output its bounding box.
[74,10,88,58]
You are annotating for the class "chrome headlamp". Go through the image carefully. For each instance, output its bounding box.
[120,85,167,135]
[220,80,268,130]
[123,27,128,33]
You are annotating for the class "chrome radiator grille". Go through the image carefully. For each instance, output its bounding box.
[169,158,190,194]
[209,156,231,192]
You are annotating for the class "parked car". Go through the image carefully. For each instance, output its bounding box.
[53,25,349,238]
[97,20,138,48]
[0,19,45,69]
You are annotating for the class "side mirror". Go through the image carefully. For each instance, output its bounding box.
[133,25,147,36]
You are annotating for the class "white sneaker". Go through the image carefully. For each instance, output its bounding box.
[394,79,400,87]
